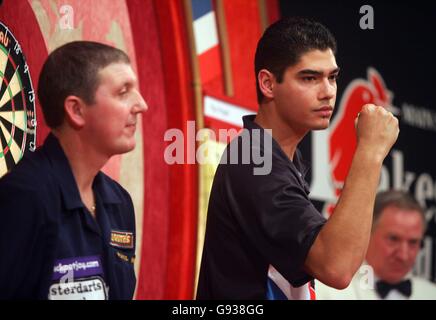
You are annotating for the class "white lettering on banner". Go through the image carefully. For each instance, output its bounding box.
[203,96,252,127]
[414,237,433,279]
[402,103,436,131]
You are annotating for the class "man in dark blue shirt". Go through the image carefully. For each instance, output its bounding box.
[0,41,147,299]
[197,17,399,299]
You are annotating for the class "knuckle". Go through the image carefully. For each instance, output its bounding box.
[366,104,376,112]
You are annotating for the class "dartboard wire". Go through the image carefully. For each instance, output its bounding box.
[0,108,27,161]
[0,111,9,175]
[0,75,27,164]
[17,69,28,159]
[7,63,28,160]
[1,57,20,107]
[0,119,21,164]
[0,121,18,173]
[1,61,28,160]
[0,69,12,158]
[0,47,8,95]
[8,37,36,152]
[0,67,17,158]
[0,139,6,175]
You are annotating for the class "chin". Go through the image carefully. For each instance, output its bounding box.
[385,271,409,284]
[115,141,136,155]
[124,142,136,153]
[312,123,330,131]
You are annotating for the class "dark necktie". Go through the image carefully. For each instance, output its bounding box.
[375,279,412,298]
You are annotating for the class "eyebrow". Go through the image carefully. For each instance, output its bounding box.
[297,67,341,77]
[119,79,138,88]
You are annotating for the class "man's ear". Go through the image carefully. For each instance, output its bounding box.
[258,69,275,100]
[64,95,86,129]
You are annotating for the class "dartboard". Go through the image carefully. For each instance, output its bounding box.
[0,22,36,178]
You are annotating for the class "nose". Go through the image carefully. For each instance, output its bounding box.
[395,242,410,262]
[132,90,148,114]
[318,78,336,101]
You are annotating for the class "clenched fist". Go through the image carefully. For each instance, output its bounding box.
[354,104,399,162]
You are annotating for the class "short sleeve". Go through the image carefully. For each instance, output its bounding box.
[224,153,326,286]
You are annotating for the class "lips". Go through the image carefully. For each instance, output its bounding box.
[315,106,333,112]
[125,123,137,132]
[126,120,137,127]
[315,106,333,117]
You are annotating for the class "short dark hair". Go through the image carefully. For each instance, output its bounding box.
[254,17,337,104]
[373,190,426,230]
[38,41,130,128]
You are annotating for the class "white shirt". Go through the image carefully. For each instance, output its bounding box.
[315,265,436,300]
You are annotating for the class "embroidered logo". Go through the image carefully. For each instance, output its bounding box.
[110,230,134,249]
[115,251,136,264]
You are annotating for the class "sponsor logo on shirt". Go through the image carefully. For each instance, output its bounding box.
[110,230,134,249]
[52,255,103,280]
[115,251,135,264]
[49,276,108,300]
[50,256,108,300]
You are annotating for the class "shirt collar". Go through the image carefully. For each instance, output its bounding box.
[242,114,310,179]
[92,171,123,205]
[42,133,122,212]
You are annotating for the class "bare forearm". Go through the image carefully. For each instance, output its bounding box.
[304,104,398,288]
[305,147,383,288]
[325,148,382,271]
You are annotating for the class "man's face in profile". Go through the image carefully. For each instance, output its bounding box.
[82,62,148,156]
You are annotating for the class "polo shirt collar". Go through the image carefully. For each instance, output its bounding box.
[42,133,122,212]
[93,171,123,205]
[242,114,310,178]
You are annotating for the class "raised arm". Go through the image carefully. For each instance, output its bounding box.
[304,104,399,289]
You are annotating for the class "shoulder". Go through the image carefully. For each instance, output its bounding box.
[411,276,436,299]
[0,149,54,210]
[217,136,298,182]
[0,164,54,233]
[0,148,51,189]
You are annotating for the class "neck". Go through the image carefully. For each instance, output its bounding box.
[254,102,307,160]
[52,129,108,213]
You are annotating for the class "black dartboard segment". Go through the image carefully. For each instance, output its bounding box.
[0,22,36,178]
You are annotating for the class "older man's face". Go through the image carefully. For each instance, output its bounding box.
[366,206,424,284]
